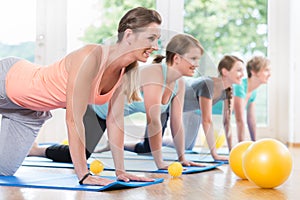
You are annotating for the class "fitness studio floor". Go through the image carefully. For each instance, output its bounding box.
[0,146,299,200]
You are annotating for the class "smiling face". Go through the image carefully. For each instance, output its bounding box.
[129,23,161,63]
[252,64,271,84]
[246,56,271,84]
[177,47,202,76]
[224,61,244,85]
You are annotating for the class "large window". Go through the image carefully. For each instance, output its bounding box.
[183,0,268,126]
[0,0,36,61]
[71,0,269,127]
[67,0,156,52]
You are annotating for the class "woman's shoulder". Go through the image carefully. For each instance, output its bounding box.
[140,63,162,71]
[81,44,103,57]
[65,44,103,72]
[189,76,213,86]
[68,44,102,58]
[140,63,163,81]
[190,76,212,81]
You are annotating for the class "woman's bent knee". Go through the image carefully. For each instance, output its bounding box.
[0,164,19,176]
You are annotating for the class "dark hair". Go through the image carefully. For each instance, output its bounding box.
[152,33,204,64]
[225,87,233,114]
[117,7,162,42]
[152,55,165,64]
[218,55,243,76]
[218,55,243,113]
[246,56,270,78]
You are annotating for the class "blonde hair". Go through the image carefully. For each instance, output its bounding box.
[123,62,140,103]
[118,7,162,103]
[246,56,270,78]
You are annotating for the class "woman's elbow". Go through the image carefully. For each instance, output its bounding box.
[149,118,161,127]
[235,119,245,128]
[65,114,75,128]
[202,118,212,127]
[223,119,230,127]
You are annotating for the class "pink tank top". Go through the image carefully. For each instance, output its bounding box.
[5,46,125,111]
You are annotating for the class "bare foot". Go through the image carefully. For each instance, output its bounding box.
[28,142,47,157]
[162,137,174,148]
[95,142,111,153]
[212,154,228,161]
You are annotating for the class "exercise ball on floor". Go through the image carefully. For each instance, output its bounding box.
[201,129,226,149]
[242,138,293,189]
[229,141,254,179]
[214,129,226,149]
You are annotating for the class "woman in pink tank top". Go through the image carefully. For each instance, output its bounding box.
[0,7,162,186]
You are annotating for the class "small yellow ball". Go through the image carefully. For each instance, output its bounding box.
[90,159,104,175]
[168,162,183,177]
[61,139,69,145]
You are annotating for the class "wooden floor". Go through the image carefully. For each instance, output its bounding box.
[1,147,299,200]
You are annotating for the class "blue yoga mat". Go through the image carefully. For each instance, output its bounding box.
[185,147,229,155]
[0,170,164,192]
[155,164,223,174]
[93,152,228,164]
[94,157,224,173]
[93,148,227,164]
[22,156,223,173]
[36,143,228,162]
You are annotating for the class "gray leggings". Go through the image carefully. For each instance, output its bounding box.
[0,57,51,175]
[183,111,202,150]
[163,110,201,150]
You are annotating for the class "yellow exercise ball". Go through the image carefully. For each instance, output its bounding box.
[61,139,69,145]
[214,129,226,149]
[242,138,293,188]
[90,159,104,175]
[229,141,254,179]
[168,162,183,177]
[201,129,226,149]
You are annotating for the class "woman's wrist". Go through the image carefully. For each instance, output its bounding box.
[156,160,166,169]
[178,154,186,162]
[116,169,126,176]
[79,172,92,185]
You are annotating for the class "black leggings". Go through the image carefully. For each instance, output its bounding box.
[133,110,170,154]
[46,106,170,162]
[45,105,106,163]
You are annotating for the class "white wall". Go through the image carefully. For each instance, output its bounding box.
[35,0,68,143]
[156,0,184,33]
[290,0,300,143]
[156,0,184,48]
[268,0,300,144]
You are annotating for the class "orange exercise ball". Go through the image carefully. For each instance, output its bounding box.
[229,141,254,179]
[242,138,293,188]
